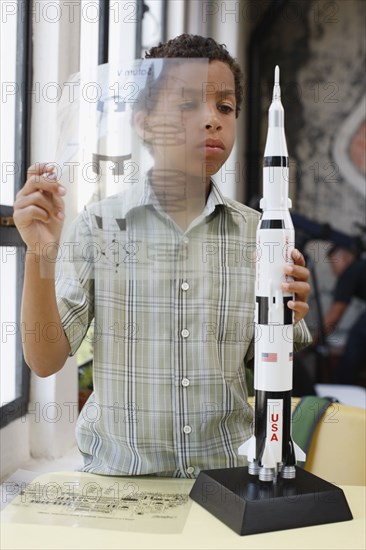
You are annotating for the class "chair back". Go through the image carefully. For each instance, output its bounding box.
[304,401,366,486]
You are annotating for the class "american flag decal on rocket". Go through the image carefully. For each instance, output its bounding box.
[262,352,278,362]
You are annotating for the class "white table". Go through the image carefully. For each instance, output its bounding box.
[1,471,365,549]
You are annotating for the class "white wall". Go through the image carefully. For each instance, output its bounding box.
[0,419,30,481]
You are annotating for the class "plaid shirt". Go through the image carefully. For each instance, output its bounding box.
[56,180,311,478]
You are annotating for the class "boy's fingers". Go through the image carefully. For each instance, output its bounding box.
[14,204,51,225]
[16,191,64,219]
[291,248,305,266]
[282,280,310,299]
[287,300,309,323]
[26,163,55,179]
[284,264,310,282]
[19,173,66,198]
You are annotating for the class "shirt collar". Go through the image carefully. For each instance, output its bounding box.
[206,180,247,220]
[124,176,245,220]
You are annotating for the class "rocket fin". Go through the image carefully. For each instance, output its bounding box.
[238,435,256,461]
[294,441,306,462]
[260,440,277,469]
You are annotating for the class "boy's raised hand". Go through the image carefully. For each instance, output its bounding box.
[13,163,66,253]
[282,249,311,323]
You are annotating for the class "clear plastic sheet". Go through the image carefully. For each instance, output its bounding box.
[52,58,214,281]
[2,471,193,534]
[55,58,209,211]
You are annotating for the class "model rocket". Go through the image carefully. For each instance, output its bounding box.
[238,66,305,482]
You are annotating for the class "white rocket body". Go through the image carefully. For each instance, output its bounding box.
[239,67,305,482]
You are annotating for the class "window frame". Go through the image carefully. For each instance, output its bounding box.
[0,0,32,429]
[98,0,109,64]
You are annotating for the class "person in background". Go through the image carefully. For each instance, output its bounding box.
[323,245,366,384]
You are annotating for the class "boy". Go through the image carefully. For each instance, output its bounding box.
[14,34,311,477]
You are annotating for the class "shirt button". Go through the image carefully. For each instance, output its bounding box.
[186,466,195,474]
[181,281,190,291]
[181,378,190,387]
[181,329,190,338]
[182,237,189,245]
[183,425,192,434]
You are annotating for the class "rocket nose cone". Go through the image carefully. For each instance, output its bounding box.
[275,66,280,85]
[273,65,281,101]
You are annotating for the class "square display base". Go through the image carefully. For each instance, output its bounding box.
[189,466,352,536]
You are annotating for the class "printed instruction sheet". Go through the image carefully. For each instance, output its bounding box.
[1,471,194,534]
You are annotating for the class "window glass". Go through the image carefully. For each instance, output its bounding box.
[0,2,29,427]
[0,1,17,205]
[0,249,17,404]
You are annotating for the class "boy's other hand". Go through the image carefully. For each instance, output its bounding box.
[281,249,310,323]
[13,163,66,253]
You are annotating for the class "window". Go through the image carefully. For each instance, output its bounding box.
[0,1,31,428]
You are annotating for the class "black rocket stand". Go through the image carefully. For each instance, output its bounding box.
[189,67,353,535]
[189,466,352,536]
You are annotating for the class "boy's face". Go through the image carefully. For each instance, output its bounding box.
[139,60,236,182]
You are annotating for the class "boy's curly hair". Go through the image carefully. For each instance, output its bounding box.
[145,34,243,118]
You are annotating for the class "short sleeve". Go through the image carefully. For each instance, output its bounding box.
[56,211,95,356]
[293,318,313,352]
